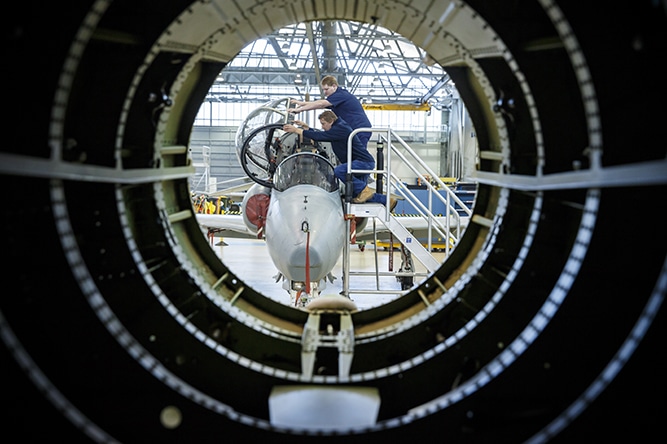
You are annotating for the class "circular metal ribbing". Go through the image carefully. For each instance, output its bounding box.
[1,1,665,442]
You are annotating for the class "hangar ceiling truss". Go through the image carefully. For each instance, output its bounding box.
[206,21,454,108]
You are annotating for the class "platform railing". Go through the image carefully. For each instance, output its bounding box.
[342,126,474,297]
[346,127,471,246]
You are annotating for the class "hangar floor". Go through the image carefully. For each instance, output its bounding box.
[212,237,446,310]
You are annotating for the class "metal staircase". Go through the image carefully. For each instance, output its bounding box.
[349,203,441,272]
[341,127,474,297]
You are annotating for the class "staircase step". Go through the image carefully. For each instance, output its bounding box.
[349,203,441,272]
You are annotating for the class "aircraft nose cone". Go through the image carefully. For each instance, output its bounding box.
[286,246,326,282]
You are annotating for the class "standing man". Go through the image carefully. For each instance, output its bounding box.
[283,111,395,210]
[289,75,373,148]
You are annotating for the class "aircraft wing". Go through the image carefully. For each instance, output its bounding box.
[196,213,258,239]
[197,211,470,244]
[204,178,254,198]
[355,214,470,243]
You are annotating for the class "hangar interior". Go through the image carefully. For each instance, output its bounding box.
[187,21,478,192]
[187,20,481,305]
[3,1,666,443]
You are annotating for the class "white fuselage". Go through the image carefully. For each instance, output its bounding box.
[265,184,345,283]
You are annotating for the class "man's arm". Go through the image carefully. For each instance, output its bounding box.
[282,124,304,137]
[295,123,347,144]
[292,120,310,130]
[289,99,332,114]
[282,124,303,145]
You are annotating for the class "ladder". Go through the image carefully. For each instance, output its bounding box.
[349,203,441,272]
[341,202,441,297]
[339,126,472,298]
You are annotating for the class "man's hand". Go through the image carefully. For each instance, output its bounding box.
[289,99,305,114]
[282,124,303,135]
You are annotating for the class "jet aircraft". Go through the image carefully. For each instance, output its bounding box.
[198,98,353,307]
[195,98,462,305]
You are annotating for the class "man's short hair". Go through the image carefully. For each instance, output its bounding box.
[321,75,339,87]
[318,110,337,123]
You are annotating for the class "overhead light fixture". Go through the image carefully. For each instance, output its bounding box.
[384,44,391,52]
[368,88,375,94]
[281,43,289,50]
[295,74,302,84]
[289,61,297,70]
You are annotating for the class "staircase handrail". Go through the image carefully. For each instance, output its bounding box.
[389,174,463,246]
[380,131,472,218]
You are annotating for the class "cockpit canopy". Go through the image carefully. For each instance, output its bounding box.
[235,98,337,188]
[235,97,293,164]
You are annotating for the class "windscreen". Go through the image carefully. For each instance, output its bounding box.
[273,152,339,192]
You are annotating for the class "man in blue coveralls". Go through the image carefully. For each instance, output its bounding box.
[283,110,396,211]
[289,75,376,203]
